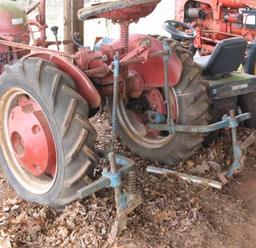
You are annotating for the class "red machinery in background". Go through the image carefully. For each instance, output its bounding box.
[176,0,256,73]
[0,0,64,74]
[0,1,30,73]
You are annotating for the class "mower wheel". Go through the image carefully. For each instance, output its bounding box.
[110,42,210,164]
[0,58,97,209]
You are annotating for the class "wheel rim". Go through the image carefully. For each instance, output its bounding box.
[118,88,179,149]
[0,88,58,195]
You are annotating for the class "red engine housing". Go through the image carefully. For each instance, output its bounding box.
[75,34,183,99]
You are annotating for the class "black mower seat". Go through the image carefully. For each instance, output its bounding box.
[194,37,247,77]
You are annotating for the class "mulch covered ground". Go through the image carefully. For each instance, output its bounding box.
[1,113,256,248]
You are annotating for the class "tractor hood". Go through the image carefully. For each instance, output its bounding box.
[0,0,28,41]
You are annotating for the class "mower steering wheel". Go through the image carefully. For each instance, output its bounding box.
[163,20,196,41]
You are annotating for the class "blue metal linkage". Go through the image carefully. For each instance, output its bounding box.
[77,154,134,199]
[112,53,120,146]
[226,110,244,177]
[78,53,142,241]
[77,152,142,241]
[148,112,251,133]
[148,109,251,179]
[102,169,122,188]
[162,41,175,132]
[118,192,129,210]
[146,110,166,124]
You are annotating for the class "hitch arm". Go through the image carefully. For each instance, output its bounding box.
[148,112,251,133]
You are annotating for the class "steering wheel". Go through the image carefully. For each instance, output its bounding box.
[163,20,196,41]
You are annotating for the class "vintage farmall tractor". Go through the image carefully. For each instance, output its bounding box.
[0,0,255,211]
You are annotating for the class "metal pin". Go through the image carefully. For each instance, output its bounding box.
[146,166,223,189]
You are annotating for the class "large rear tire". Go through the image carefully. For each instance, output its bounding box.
[112,43,210,164]
[0,58,97,209]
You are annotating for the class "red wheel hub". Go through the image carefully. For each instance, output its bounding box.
[8,97,56,177]
[142,89,179,137]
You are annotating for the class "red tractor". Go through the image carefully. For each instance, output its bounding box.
[0,0,254,209]
[174,0,256,73]
[164,0,256,127]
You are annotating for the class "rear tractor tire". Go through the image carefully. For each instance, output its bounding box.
[110,41,210,164]
[0,58,97,209]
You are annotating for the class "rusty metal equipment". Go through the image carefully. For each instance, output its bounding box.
[147,109,251,186]
[1,0,256,218]
[0,0,188,191]
[78,151,142,241]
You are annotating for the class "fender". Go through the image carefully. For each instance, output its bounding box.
[25,52,101,109]
[112,34,183,88]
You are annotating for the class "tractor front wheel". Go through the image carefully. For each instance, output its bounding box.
[0,58,97,208]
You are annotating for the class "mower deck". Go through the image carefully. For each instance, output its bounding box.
[208,72,256,99]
